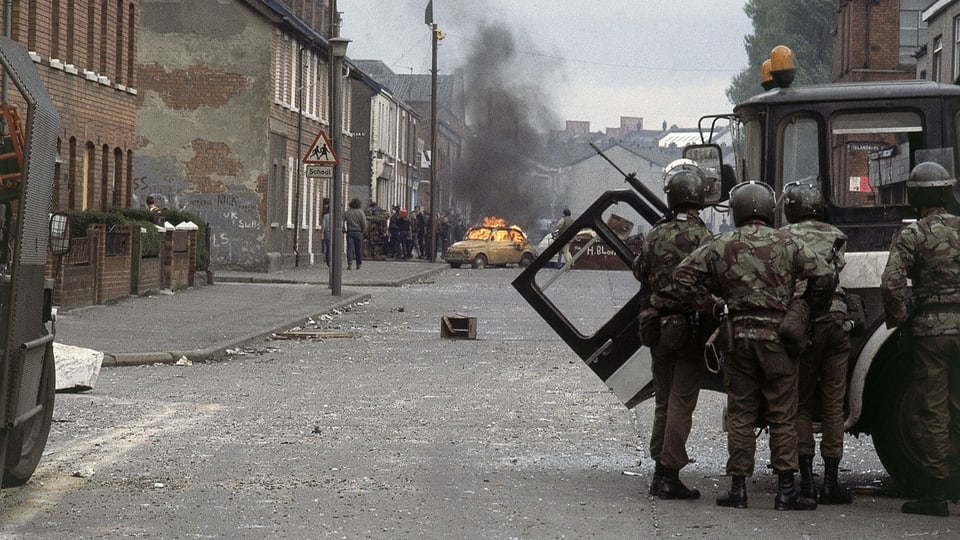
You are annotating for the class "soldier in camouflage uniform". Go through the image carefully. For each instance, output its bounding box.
[673,181,836,511]
[880,161,960,517]
[781,181,853,505]
[635,167,712,500]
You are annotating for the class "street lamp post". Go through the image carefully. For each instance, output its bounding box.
[329,36,350,296]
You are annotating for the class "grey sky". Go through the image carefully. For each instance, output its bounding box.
[340,0,752,131]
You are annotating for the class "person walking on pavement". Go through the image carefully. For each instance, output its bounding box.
[321,209,331,266]
[881,161,960,517]
[556,208,576,265]
[415,206,428,259]
[673,181,837,511]
[397,209,411,260]
[387,206,401,259]
[344,198,367,270]
[635,167,713,500]
[781,180,853,505]
[439,214,451,255]
[454,218,467,243]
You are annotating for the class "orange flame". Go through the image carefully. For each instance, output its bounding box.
[481,216,508,227]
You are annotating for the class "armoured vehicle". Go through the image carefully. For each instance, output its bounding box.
[514,46,959,494]
[0,35,68,492]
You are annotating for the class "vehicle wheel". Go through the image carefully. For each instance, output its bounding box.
[871,367,928,496]
[449,262,461,269]
[519,253,534,267]
[471,254,487,269]
[3,342,56,488]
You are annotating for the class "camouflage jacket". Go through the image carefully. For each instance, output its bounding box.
[639,213,711,313]
[673,222,834,341]
[880,209,960,336]
[781,220,848,318]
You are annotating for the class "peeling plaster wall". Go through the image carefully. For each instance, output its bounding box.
[135,0,272,269]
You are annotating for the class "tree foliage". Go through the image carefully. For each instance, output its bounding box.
[726,0,835,106]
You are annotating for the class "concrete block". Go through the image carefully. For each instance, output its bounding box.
[54,342,104,391]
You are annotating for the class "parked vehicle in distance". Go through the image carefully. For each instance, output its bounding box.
[443,225,536,269]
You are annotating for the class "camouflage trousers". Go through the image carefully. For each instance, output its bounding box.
[649,315,704,470]
[912,334,960,481]
[796,318,851,460]
[723,337,799,476]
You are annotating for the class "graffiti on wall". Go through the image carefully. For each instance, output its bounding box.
[135,155,265,268]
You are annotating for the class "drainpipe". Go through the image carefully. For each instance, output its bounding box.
[294,45,306,266]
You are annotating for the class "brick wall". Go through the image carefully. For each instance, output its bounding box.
[835,0,916,82]
[138,257,162,292]
[95,225,133,303]
[49,223,197,311]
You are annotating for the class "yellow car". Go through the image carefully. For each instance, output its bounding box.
[443,225,536,269]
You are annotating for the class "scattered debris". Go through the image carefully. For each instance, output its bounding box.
[175,356,192,365]
[274,330,354,340]
[72,467,95,478]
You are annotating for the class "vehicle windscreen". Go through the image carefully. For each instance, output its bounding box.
[465,227,491,241]
[827,111,921,208]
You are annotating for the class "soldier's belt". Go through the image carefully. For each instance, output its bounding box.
[731,309,783,322]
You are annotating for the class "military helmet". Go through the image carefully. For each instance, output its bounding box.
[729,181,776,226]
[663,159,707,211]
[664,170,706,211]
[783,179,823,223]
[907,161,957,210]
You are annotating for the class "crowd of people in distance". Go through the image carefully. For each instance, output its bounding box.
[318,199,469,267]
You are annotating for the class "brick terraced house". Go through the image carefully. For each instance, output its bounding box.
[0,0,139,213]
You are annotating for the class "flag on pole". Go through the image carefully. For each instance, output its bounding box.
[425,0,433,25]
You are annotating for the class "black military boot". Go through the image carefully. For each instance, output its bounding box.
[902,480,949,517]
[648,461,664,496]
[798,455,816,500]
[658,467,701,500]
[774,472,818,510]
[716,475,748,509]
[819,457,853,504]
[947,475,960,503]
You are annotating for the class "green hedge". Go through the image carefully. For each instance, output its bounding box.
[59,208,208,269]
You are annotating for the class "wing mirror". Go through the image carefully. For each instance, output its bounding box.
[49,212,70,256]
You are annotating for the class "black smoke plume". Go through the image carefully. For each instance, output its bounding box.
[451,23,560,232]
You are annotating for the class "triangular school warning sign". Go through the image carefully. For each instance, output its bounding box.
[303,130,338,165]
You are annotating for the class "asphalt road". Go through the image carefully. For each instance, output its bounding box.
[1,269,956,538]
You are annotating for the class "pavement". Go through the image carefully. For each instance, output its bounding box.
[53,259,448,367]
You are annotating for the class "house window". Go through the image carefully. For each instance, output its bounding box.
[68,137,77,210]
[86,2,96,69]
[51,0,62,59]
[66,0,75,64]
[954,15,960,83]
[113,148,123,208]
[101,144,110,210]
[99,0,108,74]
[127,4,136,85]
[83,142,95,210]
[900,1,928,65]
[115,0,124,84]
[934,35,943,82]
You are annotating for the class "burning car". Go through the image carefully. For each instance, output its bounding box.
[443,217,536,269]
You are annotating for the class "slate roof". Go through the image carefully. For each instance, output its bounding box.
[352,60,457,105]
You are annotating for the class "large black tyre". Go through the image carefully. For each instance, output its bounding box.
[471,254,487,269]
[519,253,534,268]
[871,372,929,496]
[2,342,56,488]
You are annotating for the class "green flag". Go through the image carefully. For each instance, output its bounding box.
[425,0,433,25]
